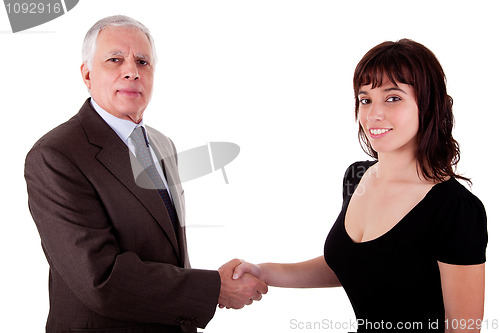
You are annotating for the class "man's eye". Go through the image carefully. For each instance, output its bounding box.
[359,98,370,105]
[108,58,121,63]
[137,60,149,66]
[386,96,401,102]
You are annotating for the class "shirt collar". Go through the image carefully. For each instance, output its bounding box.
[90,98,145,144]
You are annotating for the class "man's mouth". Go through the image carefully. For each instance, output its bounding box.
[117,89,141,97]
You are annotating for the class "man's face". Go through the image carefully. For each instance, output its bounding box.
[81,26,154,123]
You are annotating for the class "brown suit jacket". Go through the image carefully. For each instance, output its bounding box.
[25,99,221,333]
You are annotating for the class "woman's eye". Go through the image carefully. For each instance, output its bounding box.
[359,98,371,105]
[386,96,401,102]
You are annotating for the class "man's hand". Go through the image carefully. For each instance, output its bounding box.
[218,259,268,309]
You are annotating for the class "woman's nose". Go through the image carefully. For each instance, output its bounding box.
[367,102,384,122]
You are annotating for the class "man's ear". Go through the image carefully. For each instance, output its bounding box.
[81,62,91,90]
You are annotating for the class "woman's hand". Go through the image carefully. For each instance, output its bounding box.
[232,260,265,282]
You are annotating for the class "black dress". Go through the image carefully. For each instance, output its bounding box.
[324,161,487,332]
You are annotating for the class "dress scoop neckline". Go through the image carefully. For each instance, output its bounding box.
[342,173,452,245]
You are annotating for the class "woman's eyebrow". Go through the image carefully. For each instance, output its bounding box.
[384,87,407,94]
[358,87,407,96]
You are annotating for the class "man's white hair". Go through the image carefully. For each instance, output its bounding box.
[82,15,157,70]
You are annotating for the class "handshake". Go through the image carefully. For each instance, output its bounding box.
[216,256,337,308]
[217,259,267,309]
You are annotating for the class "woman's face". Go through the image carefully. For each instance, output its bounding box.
[357,78,419,157]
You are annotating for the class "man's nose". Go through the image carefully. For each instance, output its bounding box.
[123,60,139,80]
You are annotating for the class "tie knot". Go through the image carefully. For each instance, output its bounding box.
[130,126,149,148]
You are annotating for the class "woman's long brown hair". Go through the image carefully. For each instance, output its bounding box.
[353,39,470,183]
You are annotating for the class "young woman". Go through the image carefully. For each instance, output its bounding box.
[228,39,488,332]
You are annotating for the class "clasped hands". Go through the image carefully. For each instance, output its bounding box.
[218,259,267,309]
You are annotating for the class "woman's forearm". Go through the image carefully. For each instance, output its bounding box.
[259,256,341,288]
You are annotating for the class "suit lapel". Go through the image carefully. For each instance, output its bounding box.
[77,99,181,260]
[146,131,184,223]
[146,127,189,267]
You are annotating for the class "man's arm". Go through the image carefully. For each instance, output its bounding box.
[25,144,221,327]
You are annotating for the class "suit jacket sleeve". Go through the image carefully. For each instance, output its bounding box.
[25,139,221,328]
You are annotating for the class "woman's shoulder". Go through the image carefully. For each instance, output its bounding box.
[343,160,377,182]
[433,177,484,206]
[427,177,486,223]
[342,160,377,200]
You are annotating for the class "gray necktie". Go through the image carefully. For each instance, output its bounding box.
[130,126,179,233]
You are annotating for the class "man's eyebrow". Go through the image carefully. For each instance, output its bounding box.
[104,51,150,60]
[103,51,124,57]
[135,53,151,61]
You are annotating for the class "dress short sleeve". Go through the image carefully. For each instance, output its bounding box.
[434,184,488,265]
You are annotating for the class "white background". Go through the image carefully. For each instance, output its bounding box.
[1,0,499,332]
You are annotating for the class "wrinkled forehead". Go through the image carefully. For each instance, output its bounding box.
[96,26,152,54]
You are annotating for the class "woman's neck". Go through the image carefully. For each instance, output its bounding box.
[372,150,427,184]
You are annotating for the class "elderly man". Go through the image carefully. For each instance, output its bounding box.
[25,15,266,333]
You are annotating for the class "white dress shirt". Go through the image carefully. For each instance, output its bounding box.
[91,98,171,195]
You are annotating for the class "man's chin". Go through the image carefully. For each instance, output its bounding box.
[109,106,144,123]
